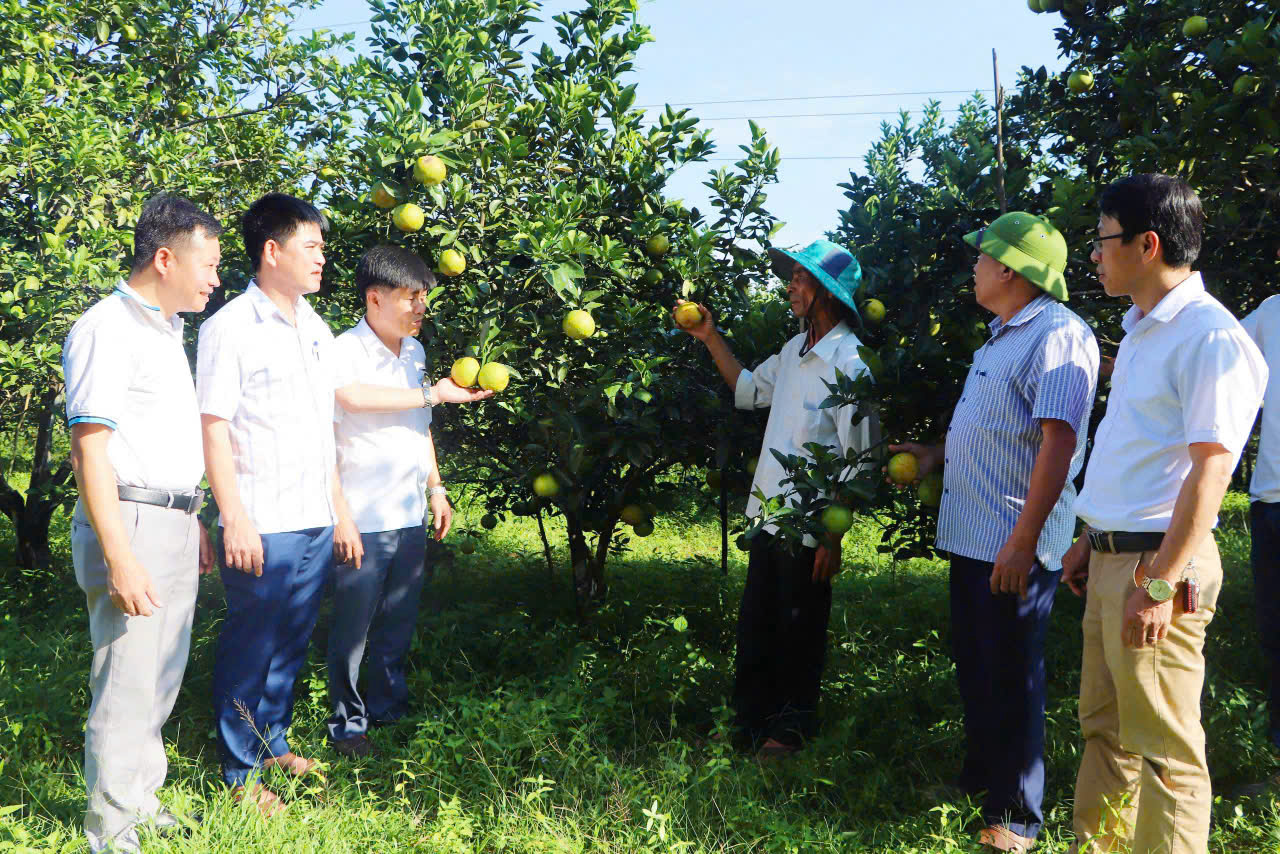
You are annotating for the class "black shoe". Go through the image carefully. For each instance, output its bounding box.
[331,734,375,758]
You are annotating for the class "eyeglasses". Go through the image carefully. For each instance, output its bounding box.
[1089,233,1126,253]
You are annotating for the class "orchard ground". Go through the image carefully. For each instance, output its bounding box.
[1,489,1278,853]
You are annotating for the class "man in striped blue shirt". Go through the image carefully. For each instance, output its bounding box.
[895,212,1098,852]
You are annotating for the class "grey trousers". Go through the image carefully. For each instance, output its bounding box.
[72,499,200,853]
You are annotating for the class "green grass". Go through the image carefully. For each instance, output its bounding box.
[1,498,1279,852]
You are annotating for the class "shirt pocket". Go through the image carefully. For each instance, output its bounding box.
[962,371,1030,431]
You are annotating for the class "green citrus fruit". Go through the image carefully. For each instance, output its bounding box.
[563,309,596,339]
[371,182,397,209]
[392,203,424,233]
[413,154,447,186]
[620,504,648,527]
[1027,0,1043,11]
[1039,0,1061,10]
[1067,70,1094,94]
[917,472,944,508]
[121,24,138,41]
[863,298,886,324]
[175,101,193,118]
[480,513,498,530]
[438,248,466,276]
[674,303,703,329]
[645,233,670,257]
[532,472,560,498]
[746,456,757,476]
[642,268,662,286]
[477,362,509,392]
[632,519,654,537]
[451,357,480,387]
[1182,16,1208,38]
[821,505,854,536]
[459,539,476,555]
[887,452,920,485]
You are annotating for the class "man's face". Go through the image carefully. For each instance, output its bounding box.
[371,285,427,340]
[270,221,326,294]
[787,263,819,318]
[1091,214,1142,297]
[164,229,221,313]
[971,251,1006,312]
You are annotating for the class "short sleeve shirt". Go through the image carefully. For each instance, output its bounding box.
[937,295,1099,571]
[196,282,338,534]
[1240,296,1280,503]
[1074,273,1267,532]
[333,318,433,533]
[62,282,204,491]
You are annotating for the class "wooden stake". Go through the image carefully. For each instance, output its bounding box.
[994,48,1007,213]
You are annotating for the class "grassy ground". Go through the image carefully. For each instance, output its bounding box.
[1,496,1279,852]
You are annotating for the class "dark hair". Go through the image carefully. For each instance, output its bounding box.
[130,193,222,274]
[1099,173,1204,268]
[355,245,435,302]
[242,193,328,271]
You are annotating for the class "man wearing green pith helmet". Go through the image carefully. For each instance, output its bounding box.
[894,212,1099,852]
[675,239,877,758]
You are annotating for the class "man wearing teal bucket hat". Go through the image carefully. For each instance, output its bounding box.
[675,238,876,757]
[892,212,1098,852]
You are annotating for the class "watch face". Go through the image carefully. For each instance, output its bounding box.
[1147,578,1175,601]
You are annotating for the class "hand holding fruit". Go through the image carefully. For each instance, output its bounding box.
[885,443,943,485]
[432,376,493,404]
[672,299,714,341]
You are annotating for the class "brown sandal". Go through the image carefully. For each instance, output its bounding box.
[262,752,321,777]
[978,825,1035,852]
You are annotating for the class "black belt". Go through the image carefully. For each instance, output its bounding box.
[1086,529,1164,554]
[117,484,204,515]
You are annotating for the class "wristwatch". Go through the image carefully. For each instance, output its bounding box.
[1139,575,1177,603]
[428,485,447,498]
[421,377,435,408]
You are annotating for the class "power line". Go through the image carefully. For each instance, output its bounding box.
[287,18,373,33]
[705,155,867,161]
[638,89,983,109]
[648,107,965,123]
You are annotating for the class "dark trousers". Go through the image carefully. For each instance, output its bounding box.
[948,553,1056,840]
[327,526,428,741]
[213,526,334,786]
[733,534,831,746]
[1251,501,1280,749]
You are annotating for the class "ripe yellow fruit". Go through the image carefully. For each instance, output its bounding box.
[821,505,854,536]
[438,248,466,276]
[863,298,886,324]
[477,362,509,392]
[887,452,920,485]
[620,504,648,527]
[121,24,138,41]
[917,473,944,508]
[674,303,703,329]
[392,203,424,232]
[1067,70,1094,94]
[371,182,397,209]
[532,472,560,497]
[413,155,447,186]
[645,233,670,257]
[563,309,596,339]
[1182,16,1208,38]
[451,356,480,387]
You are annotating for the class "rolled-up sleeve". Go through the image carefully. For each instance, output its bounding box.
[196,316,241,421]
[63,318,131,429]
[734,351,781,410]
[1031,326,1099,434]
[1178,328,1267,455]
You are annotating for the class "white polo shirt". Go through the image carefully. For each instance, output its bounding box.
[1074,273,1266,532]
[1241,296,1280,503]
[735,321,877,544]
[62,282,204,491]
[196,282,338,534]
[333,318,433,533]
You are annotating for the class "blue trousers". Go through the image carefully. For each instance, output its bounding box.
[327,526,427,741]
[948,553,1056,840]
[1250,501,1280,750]
[213,526,334,786]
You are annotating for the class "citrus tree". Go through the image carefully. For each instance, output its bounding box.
[317,0,781,610]
[0,0,352,571]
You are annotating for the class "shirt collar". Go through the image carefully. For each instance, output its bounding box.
[246,279,317,326]
[803,320,856,364]
[1121,271,1204,334]
[990,293,1053,337]
[352,315,406,362]
[113,280,183,334]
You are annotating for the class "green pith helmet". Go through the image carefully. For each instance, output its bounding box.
[963,211,1069,301]
[767,239,862,316]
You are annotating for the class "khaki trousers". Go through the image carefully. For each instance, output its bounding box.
[1071,538,1222,854]
[72,500,200,853]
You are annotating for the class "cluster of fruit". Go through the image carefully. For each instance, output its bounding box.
[886,452,944,509]
[449,356,508,392]
[372,155,468,277]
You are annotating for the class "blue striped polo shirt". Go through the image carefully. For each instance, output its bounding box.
[936,294,1100,571]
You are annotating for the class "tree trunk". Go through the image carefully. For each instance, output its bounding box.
[0,392,74,575]
[564,511,612,620]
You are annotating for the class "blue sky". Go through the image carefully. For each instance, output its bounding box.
[293,0,1068,246]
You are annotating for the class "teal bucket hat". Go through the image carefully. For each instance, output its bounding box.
[767,239,862,316]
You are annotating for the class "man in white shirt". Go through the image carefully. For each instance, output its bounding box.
[1235,246,1280,794]
[63,193,220,852]
[326,245,490,757]
[1063,174,1266,854]
[676,239,874,757]
[197,194,363,812]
